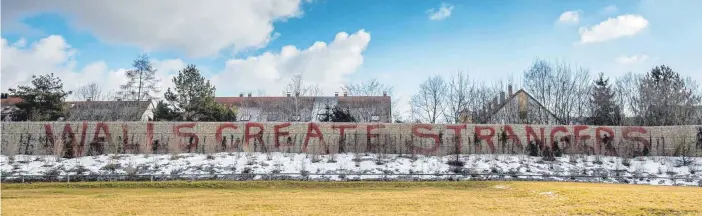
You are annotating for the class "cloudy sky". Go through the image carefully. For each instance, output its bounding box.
[2,0,701,117]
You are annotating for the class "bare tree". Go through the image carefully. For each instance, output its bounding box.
[283,74,321,97]
[444,71,474,123]
[343,78,395,122]
[75,83,103,101]
[614,72,641,125]
[410,75,447,123]
[523,59,591,124]
[118,54,160,101]
[279,74,322,121]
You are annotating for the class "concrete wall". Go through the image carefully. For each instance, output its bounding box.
[2,122,701,157]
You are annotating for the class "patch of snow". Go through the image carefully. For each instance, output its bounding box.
[0,153,700,186]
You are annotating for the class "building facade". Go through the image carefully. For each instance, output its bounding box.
[215,93,392,123]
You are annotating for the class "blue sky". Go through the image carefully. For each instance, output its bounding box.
[2,0,701,117]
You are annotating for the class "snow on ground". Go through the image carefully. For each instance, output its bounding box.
[1,153,701,186]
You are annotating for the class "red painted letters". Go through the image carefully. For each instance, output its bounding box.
[526,126,546,150]
[595,127,615,154]
[502,125,522,148]
[332,124,357,138]
[411,124,441,154]
[550,126,568,149]
[173,123,198,150]
[274,122,292,148]
[475,126,496,153]
[215,123,238,146]
[623,126,650,149]
[304,123,325,153]
[244,122,265,149]
[446,124,467,153]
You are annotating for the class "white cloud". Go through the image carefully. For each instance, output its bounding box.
[1,35,185,100]
[579,14,649,44]
[616,55,649,65]
[2,30,370,100]
[211,30,371,96]
[557,10,582,24]
[427,3,454,21]
[601,5,618,14]
[2,0,304,57]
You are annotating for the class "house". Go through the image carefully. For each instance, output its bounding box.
[65,100,155,121]
[2,93,155,121]
[215,92,392,123]
[1,95,22,121]
[476,85,563,125]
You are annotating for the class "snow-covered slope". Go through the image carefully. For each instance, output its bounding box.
[1,153,701,186]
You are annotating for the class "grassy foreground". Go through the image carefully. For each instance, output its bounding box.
[2,181,702,216]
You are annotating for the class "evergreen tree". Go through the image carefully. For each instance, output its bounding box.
[589,73,621,125]
[164,64,235,121]
[637,65,701,126]
[331,105,356,122]
[318,105,357,122]
[153,100,180,121]
[8,73,71,121]
[119,54,160,101]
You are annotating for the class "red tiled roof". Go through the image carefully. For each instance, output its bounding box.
[0,97,23,106]
[215,96,391,106]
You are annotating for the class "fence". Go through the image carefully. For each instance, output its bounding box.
[2,173,701,186]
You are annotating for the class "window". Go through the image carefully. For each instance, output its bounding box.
[266,114,278,122]
[239,115,250,121]
[371,115,380,122]
[291,115,301,121]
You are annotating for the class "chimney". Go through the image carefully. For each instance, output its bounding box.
[239,93,244,97]
[335,92,339,97]
[117,99,122,101]
[500,91,506,103]
[508,84,513,96]
[247,93,252,97]
[382,91,387,97]
[343,92,348,97]
[286,92,291,97]
[493,96,498,108]
[87,98,92,102]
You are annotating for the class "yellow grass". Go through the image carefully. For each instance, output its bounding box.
[2,181,702,216]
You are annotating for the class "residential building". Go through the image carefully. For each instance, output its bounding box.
[215,92,392,123]
[65,100,155,121]
[1,95,22,121]
[475,85,563,125]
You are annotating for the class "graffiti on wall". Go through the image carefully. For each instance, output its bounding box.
[1,122,699,157]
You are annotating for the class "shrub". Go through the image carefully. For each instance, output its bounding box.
[101,163,121,172]
[526,141,539,157]
[242,167,253,174]
[622,158,631,167]
[447,160,465,167]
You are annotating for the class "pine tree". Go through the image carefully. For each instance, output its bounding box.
[331,105,356,122]
[589,73,621,125]
[164,64,235,121]
[119,54,160,101]
[637,65,701,126]
[153,100,180,121]
[8,73,72,121]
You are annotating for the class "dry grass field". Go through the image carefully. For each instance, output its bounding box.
[2,181,702,216]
